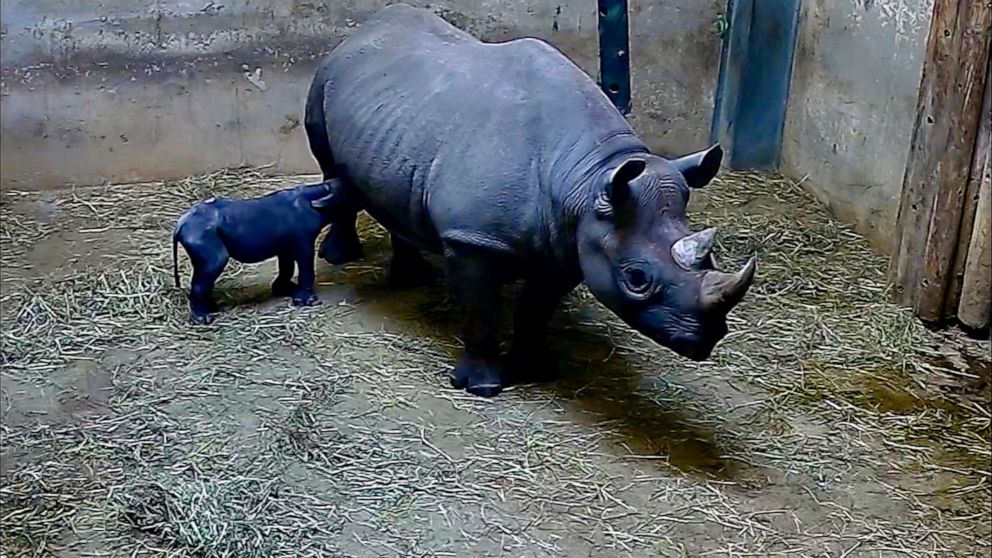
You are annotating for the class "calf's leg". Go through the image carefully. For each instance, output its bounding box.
[292,244,320,307]
[444,247,504,398]
[182,233,229,325]
[271,254,297,297]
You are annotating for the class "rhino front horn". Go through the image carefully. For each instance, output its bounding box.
[700,256,757,311]
[672,227,717,270]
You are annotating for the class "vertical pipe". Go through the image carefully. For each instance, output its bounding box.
[597,0,632,115]
[710,0,737,145]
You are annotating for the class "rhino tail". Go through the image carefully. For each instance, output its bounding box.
[304,77,338,180]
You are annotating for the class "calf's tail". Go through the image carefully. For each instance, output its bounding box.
[172,225,181,288]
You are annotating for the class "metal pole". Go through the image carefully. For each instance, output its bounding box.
[597,0,632,114]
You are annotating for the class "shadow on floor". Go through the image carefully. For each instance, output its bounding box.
[236,235,746,480]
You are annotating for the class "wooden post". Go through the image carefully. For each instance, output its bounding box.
[957,93,992,330]
[948,58,991,317]
[890,0,992,322]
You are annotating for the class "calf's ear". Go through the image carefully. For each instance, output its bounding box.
[671,144,723,188]
[310,192,337,209]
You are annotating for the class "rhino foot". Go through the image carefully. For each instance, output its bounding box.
[450,354,504,398]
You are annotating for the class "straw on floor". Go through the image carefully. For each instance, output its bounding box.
[1,168,988,557]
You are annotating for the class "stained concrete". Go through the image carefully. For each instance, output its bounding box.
[781,0,934,251]
[0,0,725,190]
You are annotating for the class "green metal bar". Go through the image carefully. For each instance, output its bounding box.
[597,0,631,114]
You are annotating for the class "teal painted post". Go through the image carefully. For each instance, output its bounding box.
[597,0,631,114]
[711,0,801,170]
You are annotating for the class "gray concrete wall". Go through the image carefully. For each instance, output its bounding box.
[781,0,933,251]
[0,0,725,190]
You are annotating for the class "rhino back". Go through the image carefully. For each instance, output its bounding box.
[320,4,643,258]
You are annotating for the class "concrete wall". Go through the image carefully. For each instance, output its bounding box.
[781,0,934,251]
[0,0,725,190]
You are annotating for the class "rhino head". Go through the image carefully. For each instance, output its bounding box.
[576,144,756,361]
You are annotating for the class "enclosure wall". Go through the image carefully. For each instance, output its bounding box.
[0,0,725,191]
[781,0,934,250]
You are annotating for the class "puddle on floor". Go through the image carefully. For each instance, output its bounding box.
[547,328,739,478]
[803,362,991,475]
[927,352,992,404]
[802,368,929,415]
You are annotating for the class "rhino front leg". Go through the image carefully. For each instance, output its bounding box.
[444,248,504,398]
[505,278,575,384]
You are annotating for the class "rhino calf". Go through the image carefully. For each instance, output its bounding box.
[171,181,342,324]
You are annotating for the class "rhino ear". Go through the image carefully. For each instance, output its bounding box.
[605,158,646,208]
[671,144,723,188]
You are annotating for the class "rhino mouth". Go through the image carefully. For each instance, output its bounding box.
[629,317,721,362]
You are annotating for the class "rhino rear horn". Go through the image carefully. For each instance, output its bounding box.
[672,228,717,270]
[699,256,756,311]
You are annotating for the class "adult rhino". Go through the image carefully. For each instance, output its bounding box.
[305,4,756,397]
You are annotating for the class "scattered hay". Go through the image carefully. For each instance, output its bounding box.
[1,167,989,557]
[0,460,102,554]
[115,473,340,557]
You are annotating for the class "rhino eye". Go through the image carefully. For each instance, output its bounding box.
[621,267,653,298]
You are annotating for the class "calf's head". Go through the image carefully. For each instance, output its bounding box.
[577,144,756,361]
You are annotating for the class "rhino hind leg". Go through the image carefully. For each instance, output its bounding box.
[318,212,364,265]
[306,78,364,266]
[388,233,435,288]
[444,248,505,398]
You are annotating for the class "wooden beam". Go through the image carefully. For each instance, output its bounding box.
[947,58,991,315]
[957,102,992,330]
[890,0,992,321]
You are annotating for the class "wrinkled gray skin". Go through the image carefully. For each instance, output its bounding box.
[305,4,756,397]
[172,181,341,324]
